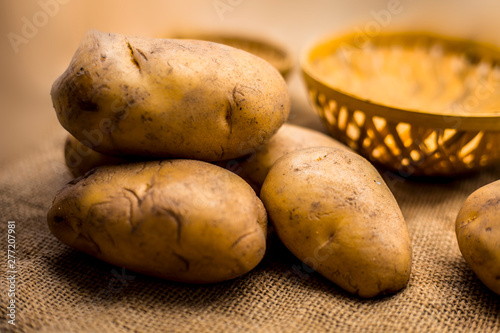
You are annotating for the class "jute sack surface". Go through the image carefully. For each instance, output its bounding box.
[1,128,500,333]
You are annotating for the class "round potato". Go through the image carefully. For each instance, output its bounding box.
[260,147,412,298]
[217,123,351,192]
[456,179,500,295]
[64,134,129,177]
[51,30,290,161]
[47,160,267,283]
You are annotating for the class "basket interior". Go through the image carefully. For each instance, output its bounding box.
[302,32,500,176]
[306,32,500,116]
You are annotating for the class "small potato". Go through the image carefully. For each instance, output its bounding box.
[456,179,500,295]
[217,123,351,192]
[47,160,267,283]
[64,134,129,177]
[51,30,290,161]
[260,147,412,298]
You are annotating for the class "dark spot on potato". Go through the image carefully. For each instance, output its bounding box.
[482,197,500,211]
[311,201,321,209]
[114,110,127,120]
[53,215,64,223]
[486,227,492,232]
[78,100,99,112]
[141,114,153,123]
[144,132,159,142]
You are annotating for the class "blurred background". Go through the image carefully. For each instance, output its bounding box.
[1,0,500,166]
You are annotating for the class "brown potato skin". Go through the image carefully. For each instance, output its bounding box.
[260,147,412,298]
[456,180,500,295]
[51,30,290,161]
[64,134,129,177]
[47,160,267,283]
[65,124,350,183]
[217,123,351,192]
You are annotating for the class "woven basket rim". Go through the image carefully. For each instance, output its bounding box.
[301,31,500,131]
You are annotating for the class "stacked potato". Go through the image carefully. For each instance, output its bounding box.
[48,30,412,297]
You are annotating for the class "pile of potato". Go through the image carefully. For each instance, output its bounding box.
[49,30,417,298]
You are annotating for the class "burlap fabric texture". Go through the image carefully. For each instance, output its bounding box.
[1,129,500,333]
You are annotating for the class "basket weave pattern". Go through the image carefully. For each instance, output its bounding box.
[307,88,500,176]
[302,32,500,177]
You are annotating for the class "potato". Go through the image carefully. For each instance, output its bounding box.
[456,179,500,295]
[51,30,290,161]
[64,124,350,182]
[260,147,412,298]
[47,160,267,283]
[170,31,294,79]
[217,123,351,192]
[64,134,129,177]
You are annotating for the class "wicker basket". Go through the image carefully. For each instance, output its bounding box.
[301,32,500,177]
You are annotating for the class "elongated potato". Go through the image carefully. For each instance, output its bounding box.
[260,147,412,298]
[51,30,290,161]
[218,123,351,192]
[47,160,267,283]
[456,179,500,295]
